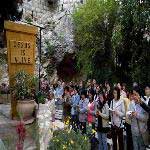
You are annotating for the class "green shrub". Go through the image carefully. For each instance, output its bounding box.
[48,129,90,150]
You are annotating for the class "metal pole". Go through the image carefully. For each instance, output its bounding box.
[37,27,42,109]
[39,28,42,92]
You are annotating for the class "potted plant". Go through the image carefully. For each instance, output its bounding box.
[12,70,37,120]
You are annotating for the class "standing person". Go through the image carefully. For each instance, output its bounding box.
[87,91,96,129]
[96,93,109,150]
[124,94,133,150]
[78,80,85,95]
[110,87,125,150]
[117,83,127,99]
[46,92,56,122]
[122,83,129,97]
[78,90,89,134]
[93,79,97,91]
[133,86,150,149]
[105,82,113,107]
[94,85,101,103]
[54,81,64,99]
[127,89,148,150]
[71,87,80,131]
[54,81,64,111]
[63,86,71,123]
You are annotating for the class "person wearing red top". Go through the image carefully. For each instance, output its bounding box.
[87,91,96,129]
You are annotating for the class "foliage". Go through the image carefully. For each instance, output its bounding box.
[24,16,33,24]
[12,70,37,101]
[114,0,150,84]
[0,53,6,80]
[73,0,118,82]
[48,129,90,150]
[73,0,150,84]
[37,91,46,104]
[42,40,56,76]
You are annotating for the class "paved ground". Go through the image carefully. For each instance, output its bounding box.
[0,104,37,150]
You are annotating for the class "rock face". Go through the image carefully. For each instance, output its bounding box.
[22,0,83,80]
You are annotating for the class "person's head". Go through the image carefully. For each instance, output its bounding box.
[105,82,110,91]
[69,81,73,86]
[64,86,70,94]
[132,86,141,97]
[99,93,106,103]
[104,81,108,87]
[93,79,96,85]
[96,85,100,93]
[117,83,122,90]
[74,87,78,95]
[48,92,54,100]
[102,87,106,93]
[57,81,61,86]
[81,90,87,100]
[62,82,66,88]
[88,90,94,102]
[144,85,150,97]
[122,83,126,91]
[87,79,92,86]
[133,82,138,87]
[131,93,140,104]
[113,87,120,100]
[79,81,83,87]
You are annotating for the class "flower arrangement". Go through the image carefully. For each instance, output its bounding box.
[48,129,91,150]
[16,121,26,150]
[12,70,37,101]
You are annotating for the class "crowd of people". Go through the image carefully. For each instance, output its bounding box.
[41,79,150,150]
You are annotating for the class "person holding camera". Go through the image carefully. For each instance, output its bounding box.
[126,87,148,150]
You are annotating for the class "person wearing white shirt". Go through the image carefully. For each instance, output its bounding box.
[110,87,125,150]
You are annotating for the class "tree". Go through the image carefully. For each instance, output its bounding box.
[113,0,150,85]
[73,0,118,82]
[73,0,150,85]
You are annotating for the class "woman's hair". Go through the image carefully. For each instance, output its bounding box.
[113,87,120,100]
[144,84,150,89]
[81,89,87,98]
[132,86,141,96]
[98,92,106,110]
[64,86,70,92]
[48,91,54,99]
[88,90,94,101]
[74,86,79,93]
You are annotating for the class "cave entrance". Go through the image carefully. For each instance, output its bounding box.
[57,52,78,81]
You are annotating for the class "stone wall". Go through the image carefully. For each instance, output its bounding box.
[22,0,84,80]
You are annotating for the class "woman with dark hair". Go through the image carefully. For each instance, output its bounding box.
[71,86,80,131]
[110,87,125,150]
[94,85,101,102]
[78,90,89,134]
[87,91,96,129]
[63,86,71,123]
[96,93,109,150]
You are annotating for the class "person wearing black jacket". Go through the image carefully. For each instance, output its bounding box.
[96,93,109,150]
[140,85,150,148]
